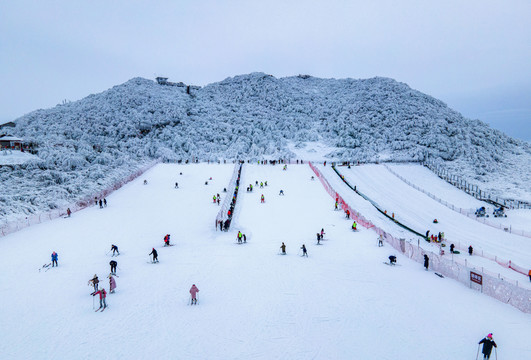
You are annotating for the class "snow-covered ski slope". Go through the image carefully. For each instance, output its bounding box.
[323,163,531,286]
[388,163,531,233]
[0,163,530,360]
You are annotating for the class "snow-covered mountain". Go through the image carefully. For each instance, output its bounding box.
[2,73,530,220]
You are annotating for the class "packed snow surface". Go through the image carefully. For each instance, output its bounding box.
[0,163,530,360]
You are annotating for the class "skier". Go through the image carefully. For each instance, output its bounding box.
[109,260,117,274]
[280,242,286,254]
[320,228,325,238]
[261,194,265,203]
[264,181,267,186]
[334,201,338,210]
[93,288,107,310]
[94,197,98,205]
[260,182,263,188]
[144,179,147,185]
[189,284,199,305]
[164,234,171,246]
[99,199,103,208]
[111,244,119,256]
[66,208,71,217]
[450,244,455,253]
[352,221,357,231]
[478,333,497,359]
[378,235,384,247]
[301,244,308,257]
[213,195,217,203]
[103,198,107,207]
[243,234,247,243]
[316,233,321,245]
[237,231,243,244]
[51,251,58,267]
[279,190,284,195]
[425,230,430,238]
[175,182,179,188]
[468,245,473,256]
[423,254,429,271]
[311,176,314,180]
[388,255,397,265]
[108,274,116,294]
[149,248,158,263]
[345,209,350,219]
[217,197,220,205]
[89,274,99,294]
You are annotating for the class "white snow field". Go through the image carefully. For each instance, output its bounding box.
[0,163,530,360]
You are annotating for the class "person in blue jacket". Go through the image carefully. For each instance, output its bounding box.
[51,251,58,267]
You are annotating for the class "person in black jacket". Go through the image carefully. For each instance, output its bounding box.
[109,260,117,274]
[478,333,497,359]
[111,244,119,256]
[423,254,429,270]
[149,248,158,263]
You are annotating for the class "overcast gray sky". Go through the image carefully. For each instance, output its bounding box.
[1,0,530,141]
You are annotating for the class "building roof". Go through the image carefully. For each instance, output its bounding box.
[0,136,23,141]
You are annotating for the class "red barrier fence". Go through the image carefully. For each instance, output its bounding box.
[0,159,160,237]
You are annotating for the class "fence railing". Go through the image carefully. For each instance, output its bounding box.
[423,159,531,210]
[309,162,531,313]
[0,159,161,237]
[215,163,243,231]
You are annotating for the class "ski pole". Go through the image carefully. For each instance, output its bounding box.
[495,347,497,360]
[476,344,479,360]
[92,294,95,310]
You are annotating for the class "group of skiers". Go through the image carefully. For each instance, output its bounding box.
[278,229,325,256]
[212,194,221,205]
[316,228,325,245]
[278,242,307,257]
[237,231,247,244]
[94,197,107,209]
[84,244,123,311]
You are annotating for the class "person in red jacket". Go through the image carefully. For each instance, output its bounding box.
[261,194,265,203]
[93,288,107,310]
[189,284,199,305]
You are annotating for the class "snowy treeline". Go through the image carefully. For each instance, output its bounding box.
[2,73,530,220]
